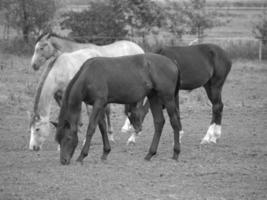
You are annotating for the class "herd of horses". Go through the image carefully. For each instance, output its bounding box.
[28,32,231,165]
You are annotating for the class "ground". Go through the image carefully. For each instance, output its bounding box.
[0,56,266,200]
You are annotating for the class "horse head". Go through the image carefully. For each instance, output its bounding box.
[55,119,78,165]
[29,113,50,151]
[31,32,58,71]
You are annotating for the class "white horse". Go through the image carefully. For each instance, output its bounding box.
[29,33,144,151]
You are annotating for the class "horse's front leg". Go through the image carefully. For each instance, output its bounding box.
[76,101,104,164]
[144,96,165,161]
[98,110,111,160]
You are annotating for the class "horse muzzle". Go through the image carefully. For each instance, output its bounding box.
[60,157,71,165]
[30,145,41,151]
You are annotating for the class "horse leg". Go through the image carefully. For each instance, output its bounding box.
[164,96,182,160]
[127,98,150,145]
[105,104,114,142]
[121,104,132,133]
[76,100,105,163]
[144,95,165,161]
[175,94,184,143]
[98,110,111,160]
[201,83,223,144]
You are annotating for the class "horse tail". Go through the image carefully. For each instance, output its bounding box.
[175,67,181,97]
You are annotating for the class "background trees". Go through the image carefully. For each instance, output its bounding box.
[60,0,165,44]
[0,0,56,42]
[183,0,227,43]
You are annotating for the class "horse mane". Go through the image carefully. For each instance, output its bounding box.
[33,58,58,116]
[35,31,90,44]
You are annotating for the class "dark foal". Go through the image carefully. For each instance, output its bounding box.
[55,53,182,165]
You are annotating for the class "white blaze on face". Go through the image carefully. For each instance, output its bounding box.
[29,126,38,150]
[29,119,50,150]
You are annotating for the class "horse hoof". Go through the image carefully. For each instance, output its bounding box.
[209,137,217,144]
[126,140,136,146]
[108,134,116,143]
[200,138,210,145]
[76,156,84,165]
[144,152,156,161]
[101,154,107,161]
[121,127,129,133]
[172,154,179,161]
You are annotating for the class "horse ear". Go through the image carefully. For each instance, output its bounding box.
[50,121,58,128]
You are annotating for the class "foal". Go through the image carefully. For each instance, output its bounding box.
[55,53,182,165]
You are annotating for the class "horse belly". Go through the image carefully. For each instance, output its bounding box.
[106,75,149,104]
[180,61,213,90]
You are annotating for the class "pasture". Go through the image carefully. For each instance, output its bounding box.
[0,53,266,199]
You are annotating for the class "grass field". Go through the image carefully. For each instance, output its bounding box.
[0,53,266,199]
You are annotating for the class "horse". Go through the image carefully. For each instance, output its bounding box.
[55,53,183,165]
[29,33,144,150]
[31,32,144,71]
[131,43,232,145]
[29,48,107,151]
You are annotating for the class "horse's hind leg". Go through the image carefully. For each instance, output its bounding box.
[144,95,165,161]
[98,110,111,160]
[164,96,182,160]
[105,104,114,142]
[201,82,224,144]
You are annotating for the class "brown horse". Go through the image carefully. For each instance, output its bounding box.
[126,44,232,145]
[55,53,182,165]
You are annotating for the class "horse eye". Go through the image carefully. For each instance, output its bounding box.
[36,128,40,132]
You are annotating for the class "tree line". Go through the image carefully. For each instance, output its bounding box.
[0,0,266,46]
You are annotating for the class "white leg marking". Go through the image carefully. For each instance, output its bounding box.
[127,132,141,145]
[179,130,184,143]
[201,123,216,144]
[213,124,222,141]
[108,133,115,143]
[57,145,60,151]
[121,118,132,133]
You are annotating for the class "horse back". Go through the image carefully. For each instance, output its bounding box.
[75,53,178,104]
[157,44,231,90]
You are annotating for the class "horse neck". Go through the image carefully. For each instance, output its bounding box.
[33,59,57,120]
[50,36,96,52]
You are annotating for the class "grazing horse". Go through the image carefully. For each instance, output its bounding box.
[29,49,106,151]
[31,32,144,71]
[29,32,144,150]
[55,53,182,165]
[129,43,231,144]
